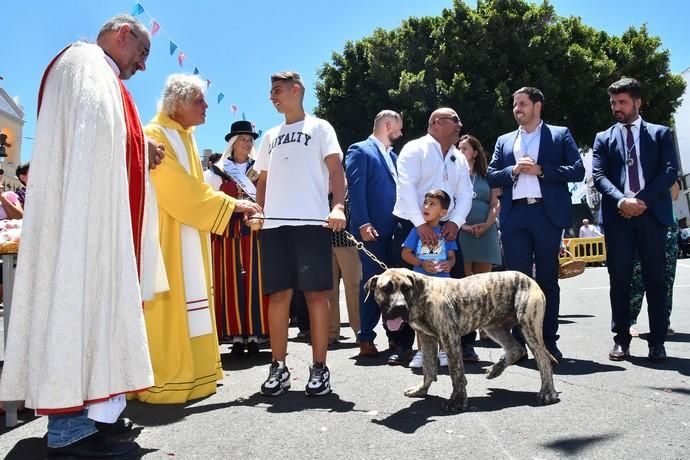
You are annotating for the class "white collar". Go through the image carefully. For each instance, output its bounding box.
[617,116,642,131]
[369,135,393,154]
[518,120,543,136]
[101,50,121,77]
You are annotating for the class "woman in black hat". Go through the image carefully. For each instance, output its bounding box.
[204,120,269,358]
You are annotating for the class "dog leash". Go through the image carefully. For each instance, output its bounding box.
[247,216,389,271]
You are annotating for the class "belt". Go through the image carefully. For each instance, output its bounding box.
[513,197,543,205]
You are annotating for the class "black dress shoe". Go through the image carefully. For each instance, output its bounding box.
[47,432,140,458]
[246,341,260,357]
[608,343,630,361]
[95,418,134,436]
[230,342,245,358]
[648,343,667,362]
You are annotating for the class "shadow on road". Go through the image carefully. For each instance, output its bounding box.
[372,388,551,433]
[3,434,157,460]
[515,357,625,375]
[628,356,690,376]
[125,391,359,426]
[542,433,617,455]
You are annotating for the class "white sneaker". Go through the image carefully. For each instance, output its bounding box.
[438,351,449,367]
[408,351,424,368]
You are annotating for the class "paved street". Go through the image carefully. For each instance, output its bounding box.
[2,261,689,459]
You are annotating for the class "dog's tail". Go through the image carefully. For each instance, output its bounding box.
[523,278,558,364]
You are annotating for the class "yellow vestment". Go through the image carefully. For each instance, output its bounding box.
[132,112,234,403]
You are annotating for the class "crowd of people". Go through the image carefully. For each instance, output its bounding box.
[0,14,681,459]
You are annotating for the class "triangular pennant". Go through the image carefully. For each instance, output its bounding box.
[242,112,246,121]
[257,129,263,137]
[206,79,212,87]
[217,93,225,104]
[230,104,237,114]
[193,67,199,75]
[150,20,160,35]
[131,3,144,16]
[169,41,177,55]
[178,51,186,67]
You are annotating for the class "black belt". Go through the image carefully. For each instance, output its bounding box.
[513,197,543,205]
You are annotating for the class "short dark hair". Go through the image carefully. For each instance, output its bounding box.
[512,87,545,105]
[425,189,451,210]
[608,77,642,100]
[271,71,304,89]
[16,162,30,185]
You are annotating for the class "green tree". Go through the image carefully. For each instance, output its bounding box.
[315,0,685,153]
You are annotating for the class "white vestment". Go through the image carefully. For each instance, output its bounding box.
[0,42,159,411]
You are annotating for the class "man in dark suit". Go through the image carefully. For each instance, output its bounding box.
[346,110,415,359]
[592,77,678,362]
[488,87,584,361]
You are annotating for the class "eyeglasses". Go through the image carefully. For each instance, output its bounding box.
[129,30,150,59]
[435,115,461,124]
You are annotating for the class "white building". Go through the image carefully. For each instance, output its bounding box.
[0,86,25,191]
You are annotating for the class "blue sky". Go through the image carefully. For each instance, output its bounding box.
[3,0,689,162]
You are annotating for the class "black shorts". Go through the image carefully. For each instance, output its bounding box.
[259,225,333,294]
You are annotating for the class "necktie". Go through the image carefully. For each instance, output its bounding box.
[625,124,640,193]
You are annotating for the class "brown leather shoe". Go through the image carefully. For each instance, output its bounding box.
[608,343,630,361]
[358,341,379,357]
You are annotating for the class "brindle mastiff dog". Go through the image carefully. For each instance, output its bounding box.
[365,268,559,413]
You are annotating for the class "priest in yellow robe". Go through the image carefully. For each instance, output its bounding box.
[132,74,262,403]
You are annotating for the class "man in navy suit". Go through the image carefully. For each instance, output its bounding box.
[593,77,678,362]
[346,110,415,358]
[488,87,584,361]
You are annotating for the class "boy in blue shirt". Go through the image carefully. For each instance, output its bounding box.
[402,189,457,367]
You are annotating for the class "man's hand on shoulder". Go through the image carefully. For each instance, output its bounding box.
[441,221,459,241]
[416,223,438,247]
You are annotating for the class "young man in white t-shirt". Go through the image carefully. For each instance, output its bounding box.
[255,71,346,397]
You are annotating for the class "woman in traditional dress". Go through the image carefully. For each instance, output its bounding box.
[132,74,261,403]
[205,121,270,357]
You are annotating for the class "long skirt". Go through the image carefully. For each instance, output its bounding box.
[211,218,269,341]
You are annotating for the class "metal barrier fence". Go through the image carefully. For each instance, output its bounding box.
[559,236,606,264]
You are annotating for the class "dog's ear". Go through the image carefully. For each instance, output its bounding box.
[363,275,378,302]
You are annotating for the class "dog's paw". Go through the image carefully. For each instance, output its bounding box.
[404,384,428,398]
[441,397,467,413]
[485,362,505,379]
[536,390,559,405]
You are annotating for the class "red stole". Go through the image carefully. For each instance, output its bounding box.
[118,81,146,276]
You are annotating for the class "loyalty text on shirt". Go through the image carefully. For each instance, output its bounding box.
[267,131,312,155]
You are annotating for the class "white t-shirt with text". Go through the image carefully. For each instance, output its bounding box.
[255,115,342,229]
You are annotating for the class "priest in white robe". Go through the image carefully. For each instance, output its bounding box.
[0,15,164,459]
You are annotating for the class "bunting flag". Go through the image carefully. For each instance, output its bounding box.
[131,1,257,128]
[150,20,160,35]
[257,129,263,138]
[131,3,144,16]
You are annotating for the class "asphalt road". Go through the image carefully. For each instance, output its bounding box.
[2,261,689,459]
